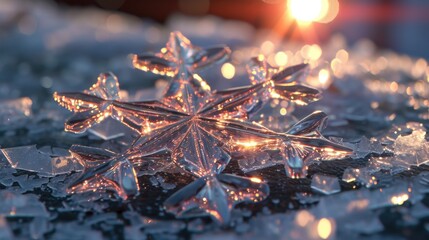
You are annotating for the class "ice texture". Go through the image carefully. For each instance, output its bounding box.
[1,145,84,177]
[394,128,429,167]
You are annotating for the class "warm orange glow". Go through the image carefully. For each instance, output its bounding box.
[390,194,409,205]
[275,51,288,66]
[288,0,339,23]
[288,0,324,22]
[317,218,333,239]
[250,177,262,183]
[318,0,340,23]
[261,41,275,54]
[295,210,314,227]
[318,69,330,85]
[235,141,259,148]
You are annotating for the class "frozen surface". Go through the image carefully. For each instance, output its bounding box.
[0,0,427,239]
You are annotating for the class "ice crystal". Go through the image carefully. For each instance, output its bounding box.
[243,57,319,117]
[132,31,231,78]
[164,174,269,224]
[52,31,352,222]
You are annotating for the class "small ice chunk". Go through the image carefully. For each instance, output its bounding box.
[311,174,341,195]
[0,97,32,126]
[46,174,69,198]
[394,128,429,167]
[342,167,379,187]
[352,136,384,159]
[161,182,176,190]
[369,138,384,155]
[368,156,407,175]
[148,175,176,190]
[0,191,49,217]
[352,136,371,158]
[1,145,84,177]
[342,167,359,183]
[237,152,278,173]
[0,158,17,187]
[15,175,49,192]
[149,176,159,187]
[355,167,378,188]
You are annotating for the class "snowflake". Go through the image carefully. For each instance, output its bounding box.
[54,31,352,224]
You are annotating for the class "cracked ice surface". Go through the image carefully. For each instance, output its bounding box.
[1,145,84,177]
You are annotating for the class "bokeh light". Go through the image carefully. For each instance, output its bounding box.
[287,0,339,23]
[221,62,236,79]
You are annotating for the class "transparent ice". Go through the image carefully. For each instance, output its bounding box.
[352,136,384,159]
[1,145,83,177]
[393,128,429,167]
[164,174,269,224]
[66,145,140,200]
[88,117,133,140]
[132,31,231,78]
[311,174,341,195]
[1,2,428,237]
[52,31,352,222]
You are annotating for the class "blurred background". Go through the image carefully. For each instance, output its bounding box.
[1,0,428,99]
[50,0,429,59]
